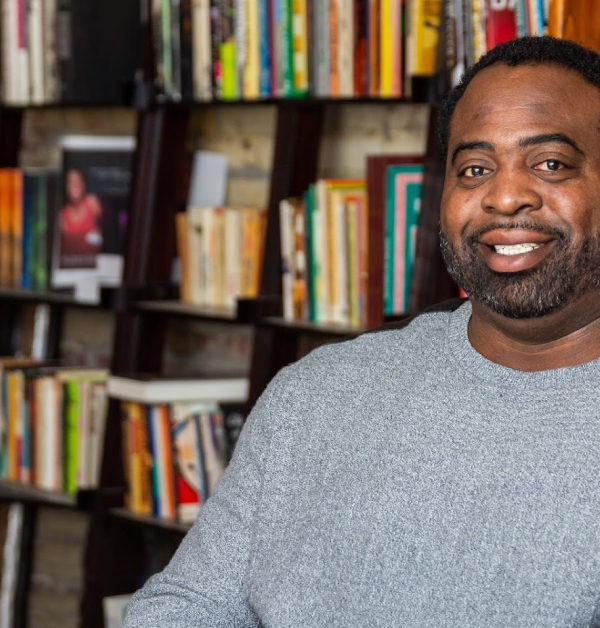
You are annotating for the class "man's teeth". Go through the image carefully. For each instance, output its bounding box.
[493,243,543,256]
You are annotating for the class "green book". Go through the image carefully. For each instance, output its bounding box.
[63,379,81,496]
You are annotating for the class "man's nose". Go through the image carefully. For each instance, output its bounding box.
[480,167,543,216]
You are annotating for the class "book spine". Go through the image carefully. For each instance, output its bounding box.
[191,0,212,100]
[162,0,174,98]
[258,0,271,95]
[56,0,72,102]
[291,0,309,95]
[28,0,44,104]
[244,0,261,98]
[220,0,238,99]
[180,0,194,100]
[328,0,339,96]
[353,0,367,96]
[279,199,294,320]
[367,0,379,95]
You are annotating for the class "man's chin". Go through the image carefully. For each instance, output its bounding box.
[471,292,566,319]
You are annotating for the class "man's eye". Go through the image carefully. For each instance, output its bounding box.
[459,165,490,178]
[534,159,564,172]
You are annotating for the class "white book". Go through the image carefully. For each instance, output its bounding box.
[191,0,212,101]
[102,593,133,628]
[107,375,249,404]
[27,0,44,104]
[187,150,228,208]
[279,199,294,320]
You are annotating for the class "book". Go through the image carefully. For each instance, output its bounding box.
[51,135,135,294]
[366,154,422,328]
[107,375,249,404]
[57,0,143,104]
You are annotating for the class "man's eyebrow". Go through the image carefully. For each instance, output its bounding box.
[517,133,584,154]
[450,141,494,165]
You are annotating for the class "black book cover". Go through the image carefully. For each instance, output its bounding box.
[180,0,194,101]
[57,0,144,104]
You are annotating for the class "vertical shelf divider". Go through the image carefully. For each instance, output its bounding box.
[246,102,325,413]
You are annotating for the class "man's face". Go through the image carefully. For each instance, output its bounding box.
[440,62,600,319]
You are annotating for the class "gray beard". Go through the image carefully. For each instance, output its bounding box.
[439,224,600,319]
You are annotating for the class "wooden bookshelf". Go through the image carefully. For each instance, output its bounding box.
[108,508,192,534]
[135,299,238,322]
[0,480,76,508]
[0,286,115,309]
[262,316,365,337]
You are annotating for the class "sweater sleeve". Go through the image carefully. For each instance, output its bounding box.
[122,371,282,628]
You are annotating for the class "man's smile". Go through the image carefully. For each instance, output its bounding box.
[474,228,558,273]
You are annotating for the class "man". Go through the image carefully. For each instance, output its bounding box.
[124,36,600,627]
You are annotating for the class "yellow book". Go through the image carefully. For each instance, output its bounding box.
[292,0,309,92]
[244,0,260,99]
[213,207,226,307]
[379,0,394,96]
[406,0,443,77]
[318,180,365,325]
[240,208,263,298]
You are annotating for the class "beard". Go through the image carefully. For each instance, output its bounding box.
[439,221,600,319]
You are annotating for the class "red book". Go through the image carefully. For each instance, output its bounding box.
[366,154,423,329]
[485,0,517,49]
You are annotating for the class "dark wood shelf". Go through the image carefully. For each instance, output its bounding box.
[134,299,239,322]
[0,286,115,308]
[262,316,365,337]
[0,480,76,507]
[108,507,192,534]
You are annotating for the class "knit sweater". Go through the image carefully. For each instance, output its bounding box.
[123,300,600,628]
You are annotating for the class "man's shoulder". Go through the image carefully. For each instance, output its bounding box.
[288,297,468,379]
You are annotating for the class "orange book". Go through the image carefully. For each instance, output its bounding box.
[0,169,12,287]
[10,169,23,288]
[548,0,600,51]
[329,0,340,96]
[368,0,380,96]
[158,404,176,520]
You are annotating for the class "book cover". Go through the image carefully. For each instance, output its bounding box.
[366,154,422,328]
[170,402,212,522]
[51,135,135,289]
[57,0,143,104]
[485,0,517,49]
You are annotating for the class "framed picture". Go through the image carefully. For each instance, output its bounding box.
[51,135,135,290]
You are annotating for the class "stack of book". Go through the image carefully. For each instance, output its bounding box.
[279,179,367,328]
[108,375,248,525]
[0,168,58,292]
[176,206,267,309]
[0,359,108,495]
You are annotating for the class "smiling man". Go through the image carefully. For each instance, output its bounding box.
[124,37,600,628]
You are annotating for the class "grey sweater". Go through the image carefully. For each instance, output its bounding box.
[124,301,600,627]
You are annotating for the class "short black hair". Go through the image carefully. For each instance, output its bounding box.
[437,36,600,156]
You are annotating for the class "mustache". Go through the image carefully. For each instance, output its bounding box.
[466,220,568,243]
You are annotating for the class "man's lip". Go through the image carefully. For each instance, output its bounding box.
[476,229,556,247]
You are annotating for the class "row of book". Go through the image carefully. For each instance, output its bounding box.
[154,0,448,101]
[280,180,367,328]
[0,359,108,495]
[109,374,248,524]
[0,167,58,292]
[0,0,142,105]
[176,205,267,309]
[279,164,424,328]
[447,0,548,86]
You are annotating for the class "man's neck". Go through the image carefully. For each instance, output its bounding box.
[468,295,600,372]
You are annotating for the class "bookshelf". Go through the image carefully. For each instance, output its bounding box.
[0,4,465,628]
